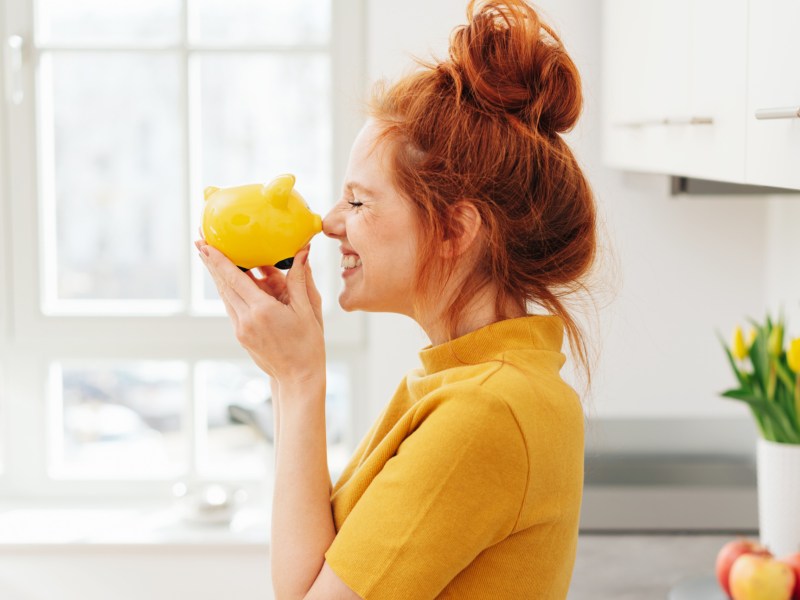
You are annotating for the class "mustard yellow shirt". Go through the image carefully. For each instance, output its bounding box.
[324,314,585,599]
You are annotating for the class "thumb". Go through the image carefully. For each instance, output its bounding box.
[305,259,324,328]
[286,246,312,310]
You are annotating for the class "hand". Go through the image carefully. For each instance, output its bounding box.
[195,237,325,387]
[247,263,324,334]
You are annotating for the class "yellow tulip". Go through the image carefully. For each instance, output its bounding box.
[732,326,748,361]
[788,338,800,373]
[768,324,784,357]
[747,327,757,349]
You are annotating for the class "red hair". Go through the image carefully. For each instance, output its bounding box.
[367,0,598,385]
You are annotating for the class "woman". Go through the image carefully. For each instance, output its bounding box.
[197,1,597,598]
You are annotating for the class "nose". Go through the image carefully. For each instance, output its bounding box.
[322,206,344,240]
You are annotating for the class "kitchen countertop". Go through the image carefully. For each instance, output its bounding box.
[568,532,752,599]
[0,503,750,598]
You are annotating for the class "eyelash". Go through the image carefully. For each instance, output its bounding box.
[347,200,363,208]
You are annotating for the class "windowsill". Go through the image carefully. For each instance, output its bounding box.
[0,501,270,550]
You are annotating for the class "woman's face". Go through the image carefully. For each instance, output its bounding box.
[322,120,422,316]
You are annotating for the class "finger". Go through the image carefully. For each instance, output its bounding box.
[200,249,250,316]
[247,269,289,304]
[203,260,240,326]
[258,264,286,280]
[305,261,323,320]
[203,245,272,308]
[255,265,288,291]
[209,264,249,317]
[217,288,240,327]
[285,246,312,313]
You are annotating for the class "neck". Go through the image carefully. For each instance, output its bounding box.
[418,282,527,346]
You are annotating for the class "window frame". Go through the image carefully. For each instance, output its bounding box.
[0,13,10,482]
[0,0,368,499]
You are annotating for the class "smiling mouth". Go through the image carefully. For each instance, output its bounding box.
[341,255,362,270]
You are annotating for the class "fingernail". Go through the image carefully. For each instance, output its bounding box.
[200,246,210,256]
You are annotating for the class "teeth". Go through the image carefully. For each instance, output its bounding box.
[341,254,362,269]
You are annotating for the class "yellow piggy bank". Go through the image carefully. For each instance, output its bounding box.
[202,174,323,270]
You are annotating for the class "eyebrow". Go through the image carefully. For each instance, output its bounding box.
[345,181,378,197]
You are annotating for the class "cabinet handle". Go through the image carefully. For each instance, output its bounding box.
[663,116,714,125]
[614,116,714,128]
[5,35,24,105]
[754,107,800,120]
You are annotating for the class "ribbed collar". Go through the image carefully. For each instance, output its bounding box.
[418,314,565,375]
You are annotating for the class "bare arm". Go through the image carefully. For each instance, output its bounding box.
[270,375,280,468]
[197,240,348,597]
[271,377,338,599]
[270,375,331,495]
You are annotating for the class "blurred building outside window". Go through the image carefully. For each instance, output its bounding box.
[0,0,365,504]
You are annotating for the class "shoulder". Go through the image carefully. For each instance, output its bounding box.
[423,356,585,460]
[406,384,528,464]
[426,349,580,417]
[484,349,583,418]
[411,381,520,426]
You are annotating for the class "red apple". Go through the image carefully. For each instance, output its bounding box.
[729,554,795,600]
[777,552,800,600]
[717,539,773,597]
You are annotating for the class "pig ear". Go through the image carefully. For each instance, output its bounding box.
[203,186,220,201]
[262,174,295,210]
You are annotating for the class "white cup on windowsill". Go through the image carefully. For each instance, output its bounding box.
[171,482,249,526]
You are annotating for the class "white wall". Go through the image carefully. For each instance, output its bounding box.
[765,199,800,329]
[360,0,780,445]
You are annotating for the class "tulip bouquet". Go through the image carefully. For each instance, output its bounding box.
[719,312,800,444]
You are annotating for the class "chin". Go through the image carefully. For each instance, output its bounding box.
[337,291,363,313]
[338,292,389,314]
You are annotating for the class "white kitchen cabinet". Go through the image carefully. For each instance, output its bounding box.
[602,0,751,186]
[745,0,800,190]
[603,0,691,175]
[683,0,748,183]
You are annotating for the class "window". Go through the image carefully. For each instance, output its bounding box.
[1,0,366,500]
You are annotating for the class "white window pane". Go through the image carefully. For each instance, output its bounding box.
[0,363,4,476]
[189,0,330,46]
[197,361,271,480]
[51,361,188,479]
[197,53,331,301]
[196,361,351,481]
[36,0,181,46]
[325,363,352,480]
[43,53,182,303]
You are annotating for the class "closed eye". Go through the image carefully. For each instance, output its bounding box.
[347,201,363,208]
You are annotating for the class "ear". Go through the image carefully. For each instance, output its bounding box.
[204,186,220,201]
[441,200,482,258]
[262,174,296,210]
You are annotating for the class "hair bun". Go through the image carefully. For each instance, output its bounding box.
[446,0,582,135]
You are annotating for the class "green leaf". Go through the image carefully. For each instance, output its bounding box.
[717,331,749,389]
[721,389,761,401]
[721,389,800,443]
[748,326,770,397]
[720,387,769,438]
[718,312,800,443]
[777,358,796,390]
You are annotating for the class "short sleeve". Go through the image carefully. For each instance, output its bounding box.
[324,391,528,600]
